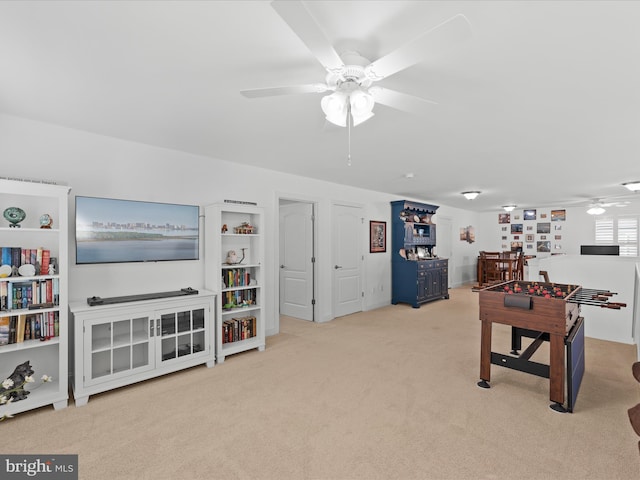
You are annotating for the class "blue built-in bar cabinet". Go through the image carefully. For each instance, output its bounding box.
[390,200,449,308]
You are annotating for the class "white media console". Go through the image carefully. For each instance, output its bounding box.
[69,290,215,406]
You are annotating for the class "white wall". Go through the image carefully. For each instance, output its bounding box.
[3,113,637,347]
[0,113,474,337]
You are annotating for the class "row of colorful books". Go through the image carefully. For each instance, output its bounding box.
[222,267,252,289]
[1,246,51,274]
[221,288,257,308]
[0,278,59,311]
[222,316,256,344]
[0,311,59,346]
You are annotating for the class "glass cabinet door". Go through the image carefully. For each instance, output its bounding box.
[158,305,208,365]
[84,314,154,386]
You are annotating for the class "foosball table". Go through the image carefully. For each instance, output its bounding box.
[477,280,626,412]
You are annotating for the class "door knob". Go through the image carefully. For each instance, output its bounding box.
[280,265,285,269]
[334,265,342,269]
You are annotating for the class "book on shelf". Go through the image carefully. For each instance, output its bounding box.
[0,246,51,272]
[16,314,26,343]
[221,315,257,344]
[0,311,58,345]
[0,316,9,345]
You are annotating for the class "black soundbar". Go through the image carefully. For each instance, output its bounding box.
[87,287,198,306]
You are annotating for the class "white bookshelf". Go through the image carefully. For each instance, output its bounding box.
[0,178,70,416]
[204,203,265,363]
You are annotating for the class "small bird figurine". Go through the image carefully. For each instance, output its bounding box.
[225,250,238,265]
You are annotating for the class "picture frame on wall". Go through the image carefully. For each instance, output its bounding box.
[511,223,523,234]
[498,213,510,224]
[537,241,551,252]
[369,220,386,253]
[551,209,566,221]
[537,222,551,233]
[523,209,536,220]
[525,234,534,242]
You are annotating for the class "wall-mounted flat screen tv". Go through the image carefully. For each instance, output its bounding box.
[75,196,199,264]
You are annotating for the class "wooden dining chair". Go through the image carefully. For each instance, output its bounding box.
[513,252,525,281]
[480,251,504,283]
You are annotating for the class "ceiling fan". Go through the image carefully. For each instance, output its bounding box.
[586,198,634,215]
[241,1,472,127]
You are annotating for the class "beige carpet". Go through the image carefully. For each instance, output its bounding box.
[2,286,639,479]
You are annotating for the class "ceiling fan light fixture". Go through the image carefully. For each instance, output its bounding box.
[462,191,480,200]
[502,205,516,212]
[622,181,640,192]
[321,91,348,126]
[587,206,606,215]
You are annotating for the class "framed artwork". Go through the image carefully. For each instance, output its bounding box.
[459,225,475,243]
[554,224,562,231]
[498,213,511,224]
[502,226,508,231]
[540,213,547,219]
[551,209,566,221]
[537,241,551,252]
[523,209,536,220]
[537,222,551,233]
[526,225,533,231]
[369,221,386,253]
[555,235,562,240]
[511,241,523,252]
[511,223,523,234]
[540,235,547,240]
[525,234,534,242]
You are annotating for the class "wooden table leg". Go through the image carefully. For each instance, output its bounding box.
[478,319,492,387]
[549,333,565,409]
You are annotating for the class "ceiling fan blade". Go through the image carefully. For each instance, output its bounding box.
[241,83,329,98]
[366,14,472,81]
[370,87,437,116]
[271,0,344,71]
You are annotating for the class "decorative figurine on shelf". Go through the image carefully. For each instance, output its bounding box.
[3,207,26,228]
[225,250,238,265]
[0,361,35,403]
[234,222,255,234]
[225,248,246,265]
[49,257,58,275]
[221,223,228,234]
[39,213,53,229]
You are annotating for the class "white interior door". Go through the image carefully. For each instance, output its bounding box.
[279,201,314,321]
[332,203,363,318]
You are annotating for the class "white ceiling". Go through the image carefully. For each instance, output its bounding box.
[1,0,640,212]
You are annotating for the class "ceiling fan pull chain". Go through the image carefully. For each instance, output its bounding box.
[347,104,352,167]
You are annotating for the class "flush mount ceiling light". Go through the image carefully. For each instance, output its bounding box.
[462,191,480,200]
[622,181,640,192]
[502,205,516,212]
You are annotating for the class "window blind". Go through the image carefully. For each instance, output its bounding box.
[618,217,638,256]
[595,217,614,244]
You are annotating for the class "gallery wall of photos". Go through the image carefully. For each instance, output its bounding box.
[497,209,566,253]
